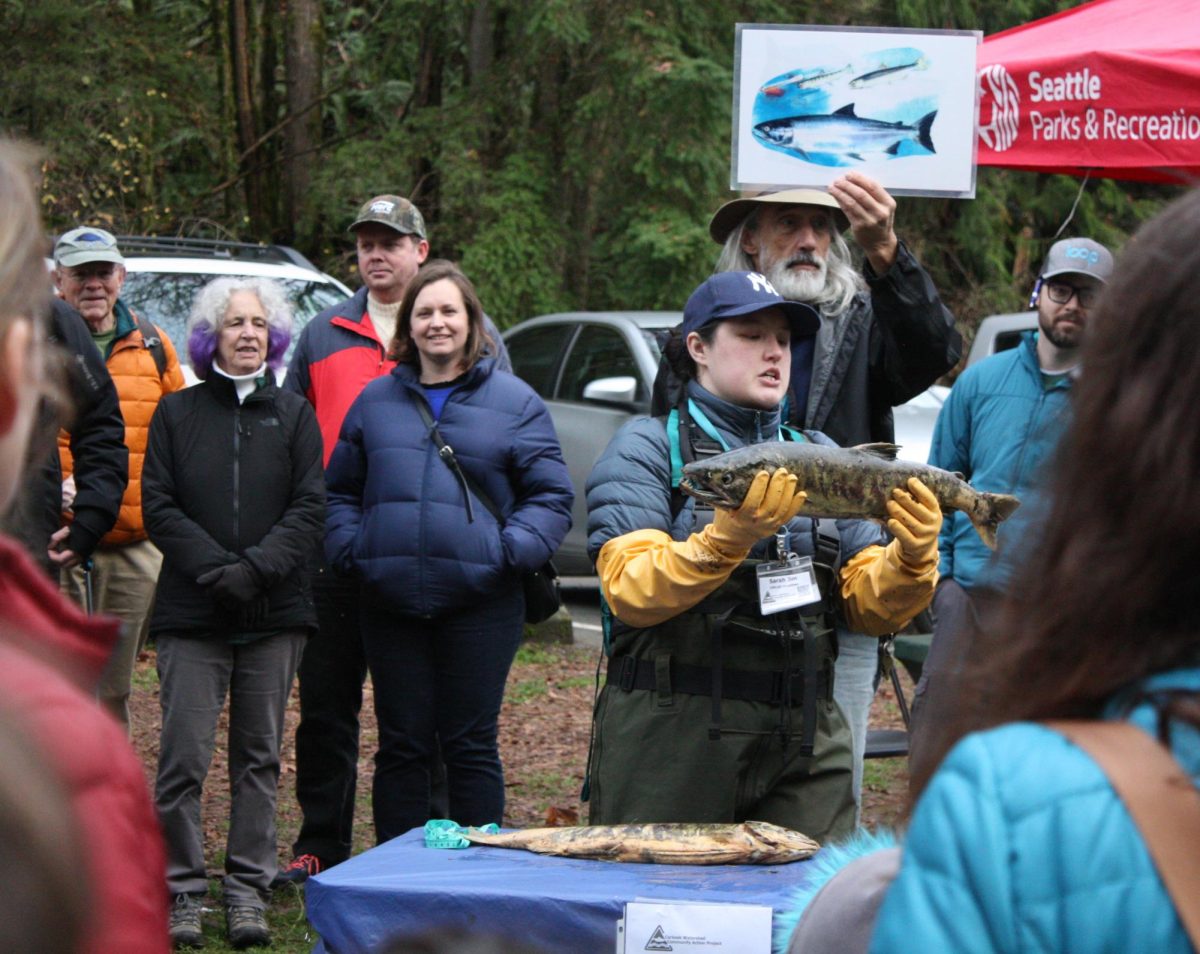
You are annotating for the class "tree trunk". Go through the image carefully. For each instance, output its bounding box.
[282,0,323,246]
[228,0,268,233]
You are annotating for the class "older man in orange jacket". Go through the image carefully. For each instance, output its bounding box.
[55,227,185,730]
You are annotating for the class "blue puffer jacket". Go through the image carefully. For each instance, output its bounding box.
[586,379,884,576]
[869,667,1200,953]
[324,359,573,617]
[930,332,1072,590]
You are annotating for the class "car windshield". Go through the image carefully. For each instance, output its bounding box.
[120,272,346,366]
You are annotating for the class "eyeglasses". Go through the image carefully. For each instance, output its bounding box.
[1044,280,1098,308]
[61,264,121,283]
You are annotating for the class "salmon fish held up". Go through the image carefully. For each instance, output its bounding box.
[462,820,819,865]
[679,442,1019,550]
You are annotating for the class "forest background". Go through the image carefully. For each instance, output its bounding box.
[5,0,1178,348]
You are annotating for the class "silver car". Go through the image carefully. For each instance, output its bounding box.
[504,311,680,574]
[505,310,949,575]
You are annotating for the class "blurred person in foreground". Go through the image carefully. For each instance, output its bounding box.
[53,225,186,731]
[142,278,324,948]
[324,260,571,843]
[779,190,1200,953]
[585,271,939,840]
[908,235,1114,779]
[0,142,169,952]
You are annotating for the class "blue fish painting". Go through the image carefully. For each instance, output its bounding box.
[752,46,938,168]
[754,103,936,165]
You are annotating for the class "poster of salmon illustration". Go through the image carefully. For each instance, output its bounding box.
[733,25,982,197]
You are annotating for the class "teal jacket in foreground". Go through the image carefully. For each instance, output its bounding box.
[929,331,1072,590]
[869,667,1200,953]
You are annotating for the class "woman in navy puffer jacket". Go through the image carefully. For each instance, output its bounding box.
[325,260,572,842]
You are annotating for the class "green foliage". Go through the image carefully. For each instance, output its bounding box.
[2,0,1182,328]
[2,0,222,235]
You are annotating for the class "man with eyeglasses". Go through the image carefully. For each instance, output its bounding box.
[907,236,1114,778]
[53,227,185,732]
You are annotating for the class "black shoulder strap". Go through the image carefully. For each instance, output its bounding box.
[415,399,495,525]
[134,315,167,378]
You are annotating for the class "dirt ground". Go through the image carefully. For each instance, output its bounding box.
[129,639,910,868]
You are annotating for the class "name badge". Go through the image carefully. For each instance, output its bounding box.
[756,557,821,614]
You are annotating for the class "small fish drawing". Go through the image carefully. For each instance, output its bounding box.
[679,441,1018,549]
[753,103,937,164]
[759,64,851,96]
[849,56,930,89]
[462,820,820,865]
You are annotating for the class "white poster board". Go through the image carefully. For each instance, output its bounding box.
[733,24,982,198]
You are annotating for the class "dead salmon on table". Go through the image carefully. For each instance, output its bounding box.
[461,820,819,865]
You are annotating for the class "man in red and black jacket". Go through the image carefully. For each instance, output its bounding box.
[277,194,509,883]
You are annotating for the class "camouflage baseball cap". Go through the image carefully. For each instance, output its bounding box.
[348,194,426,239]
[54,226,125,268]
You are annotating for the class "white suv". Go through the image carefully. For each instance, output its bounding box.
[116,236,352,382]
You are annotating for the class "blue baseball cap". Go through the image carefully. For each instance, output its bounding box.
[683,271,820,338]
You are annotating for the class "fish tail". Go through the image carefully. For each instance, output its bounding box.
[969,492,1021,550]
[917,110,937,153]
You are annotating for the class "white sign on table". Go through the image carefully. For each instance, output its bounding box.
[733,24,982,198]
[617,900,773,953]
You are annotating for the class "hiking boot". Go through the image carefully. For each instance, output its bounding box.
[168,893,204,949]
[226,904,270,949]
[271,852,324,888]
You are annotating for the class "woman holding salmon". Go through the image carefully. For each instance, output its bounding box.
[584,271,941,841]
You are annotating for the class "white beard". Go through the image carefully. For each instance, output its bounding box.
[762,255,829,304]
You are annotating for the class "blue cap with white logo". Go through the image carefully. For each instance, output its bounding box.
[682,271,820,338]
[1042,237,1114,283]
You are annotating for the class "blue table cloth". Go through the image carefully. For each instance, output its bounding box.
[307,829,822,953]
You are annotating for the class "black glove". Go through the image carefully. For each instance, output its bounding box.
[197,562,263,608]
[238,595,270,629]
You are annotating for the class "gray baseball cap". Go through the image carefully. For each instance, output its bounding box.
[709,189,850,244]
[1042,237,1114,283]
[54,227,125,268]
[348,194,427,239]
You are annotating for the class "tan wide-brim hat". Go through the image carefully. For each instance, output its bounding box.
[708,189,850,244]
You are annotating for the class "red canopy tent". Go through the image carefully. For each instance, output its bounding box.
[976,0,1200,183]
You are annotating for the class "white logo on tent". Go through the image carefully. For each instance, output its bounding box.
[978,64,1021,152]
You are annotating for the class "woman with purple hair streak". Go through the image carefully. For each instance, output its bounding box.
[142,277,326,948]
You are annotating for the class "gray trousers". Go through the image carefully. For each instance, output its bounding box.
[155,630,305,906]
[907,578,976,782]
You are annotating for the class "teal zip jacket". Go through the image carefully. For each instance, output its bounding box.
[929,331,1072,590]
[868,667,1200,953]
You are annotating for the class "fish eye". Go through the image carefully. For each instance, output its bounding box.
[721,474,734,485]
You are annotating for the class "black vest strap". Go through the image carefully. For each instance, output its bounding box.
[606,653,831,707]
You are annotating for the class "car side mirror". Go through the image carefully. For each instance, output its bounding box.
[581,375,639,407]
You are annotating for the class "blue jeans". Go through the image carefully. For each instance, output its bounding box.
[361,588,524,842]
[833,630,881,819]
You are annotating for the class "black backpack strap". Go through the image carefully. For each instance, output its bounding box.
[134,315,167,378]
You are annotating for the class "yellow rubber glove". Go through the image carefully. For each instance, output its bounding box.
[886,477,942,570]
[709,468,809,555]
[598,469,807,629]
[839,478,941,636]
